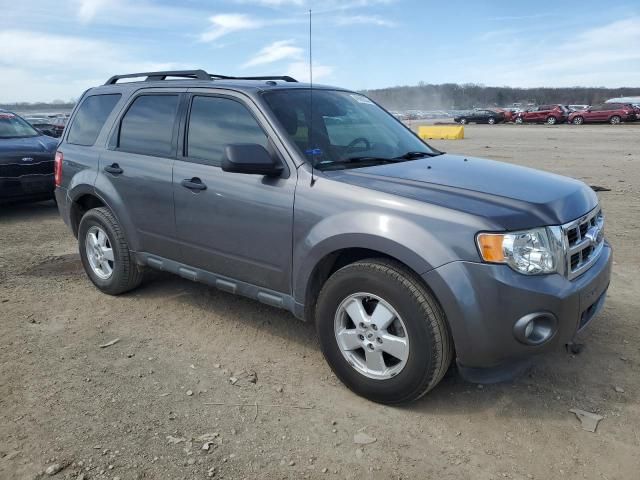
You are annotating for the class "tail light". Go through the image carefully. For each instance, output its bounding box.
[54,151,63,187]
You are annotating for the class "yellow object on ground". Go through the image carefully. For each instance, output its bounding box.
[418,125,464,140]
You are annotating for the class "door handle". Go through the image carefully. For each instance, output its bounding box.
[104,163,123,175]
[181,177,207,191]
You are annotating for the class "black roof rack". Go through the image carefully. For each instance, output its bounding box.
[105,69,298,85]
[211,75,298,83]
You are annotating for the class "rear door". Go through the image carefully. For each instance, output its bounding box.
[97,89,184,257]
[172,91,295,293]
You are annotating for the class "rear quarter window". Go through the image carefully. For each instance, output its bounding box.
[67,94,122,146]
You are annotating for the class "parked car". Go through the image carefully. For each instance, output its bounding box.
[514,105,569,125]
[491,108,515,122]
[454,109,505,124]
[23,115,58,137]
[49,115,69,137]
[568,103,637,125]
[55,69,611,404]
[0,110,58,204]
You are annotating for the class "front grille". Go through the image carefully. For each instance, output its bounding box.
[0,155,54,178]
[562,207,604,280]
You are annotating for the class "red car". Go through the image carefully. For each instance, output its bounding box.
[568,103,637,125]
[514,105,569,125]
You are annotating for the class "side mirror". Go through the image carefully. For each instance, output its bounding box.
[221,143,283,177]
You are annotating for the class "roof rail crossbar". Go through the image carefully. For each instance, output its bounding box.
[104,69,211,85]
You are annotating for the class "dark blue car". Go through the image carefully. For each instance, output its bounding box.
[0,109,58,204]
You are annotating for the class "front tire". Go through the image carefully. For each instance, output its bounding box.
[609,115,621,125]
[488,117,496,125]
[459,118,467,124]
[546,116,557,125]
[315,259,453,404]
[515,117,523,124]
[78,207,143,295]
[572,116,584,125]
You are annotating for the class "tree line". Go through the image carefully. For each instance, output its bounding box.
[0,102,75,112]
[361,83,640,110]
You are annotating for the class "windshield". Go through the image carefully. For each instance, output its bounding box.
[262,89,436,170]
[0,112,39,139]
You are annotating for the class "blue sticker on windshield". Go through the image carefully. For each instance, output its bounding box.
[305,148,323,156]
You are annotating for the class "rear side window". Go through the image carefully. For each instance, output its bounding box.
[67,94,121,146]
[186,96,268,166]
[118,94,180,157]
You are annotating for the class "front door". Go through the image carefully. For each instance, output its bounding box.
[172,92,295,293]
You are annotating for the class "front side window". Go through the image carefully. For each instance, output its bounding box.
[67,94,121,146]
[0,112,39,139]
[118,94,179,157]
[262,89,437,170]
[187,96,268,166]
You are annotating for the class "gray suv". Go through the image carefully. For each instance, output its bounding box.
[55,69,611,404]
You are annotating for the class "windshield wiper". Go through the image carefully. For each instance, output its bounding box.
[318,156,395,170]
[393,151,442,160]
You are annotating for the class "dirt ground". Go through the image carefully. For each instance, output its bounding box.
[1,123,639,480]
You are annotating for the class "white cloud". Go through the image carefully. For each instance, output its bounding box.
[75,0,110,23]
[242,40,303,68]
[200,14,263,42]
[334,14,395,27]
[0,30,182,102]
[470,17,640,88]
[236,0,305,5]
[286,61,334,83]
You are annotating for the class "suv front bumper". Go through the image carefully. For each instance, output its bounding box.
[422,242,612,370]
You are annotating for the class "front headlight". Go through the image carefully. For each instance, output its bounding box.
[476,227,559,275]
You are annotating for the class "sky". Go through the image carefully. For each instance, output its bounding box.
[1,0,640,102]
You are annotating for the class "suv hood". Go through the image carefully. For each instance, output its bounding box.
[0,135,58,157]
[326,154,597,230]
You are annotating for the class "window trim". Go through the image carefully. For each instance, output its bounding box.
[111,92,182,159]
[180,93,282,171]
[66,93,122,147]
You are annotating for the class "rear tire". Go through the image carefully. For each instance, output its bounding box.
[78,207,143,295]
[488,117,496,125]
[546,116,557,125]
[315,259,453,404]
[609,115,621,125]
[515,117,523,124]
[459,118,467,124]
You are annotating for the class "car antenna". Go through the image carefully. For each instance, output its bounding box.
[308,8,317,186]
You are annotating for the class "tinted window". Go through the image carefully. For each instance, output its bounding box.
[591,105,605,111]
[119,95,179,157]
[67,94,121,146]
[187,96,267,166]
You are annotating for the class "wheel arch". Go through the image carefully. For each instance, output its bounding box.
[68,185,141,252]
[69,192,106,237]
[300,243,443,324]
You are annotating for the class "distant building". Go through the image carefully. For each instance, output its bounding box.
[605,96,640,104]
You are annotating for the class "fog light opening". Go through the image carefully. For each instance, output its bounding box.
[514,312,557,345]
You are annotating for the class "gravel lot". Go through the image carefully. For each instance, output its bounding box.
[1,123,639,480]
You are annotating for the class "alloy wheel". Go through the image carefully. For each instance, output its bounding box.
[85,225,114,280]
[334,292,409,380]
